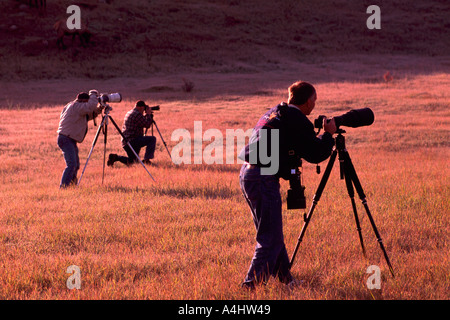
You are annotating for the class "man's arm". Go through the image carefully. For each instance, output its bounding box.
[79,94,103,118]
[293,115,335,164]
[137,111,153,129]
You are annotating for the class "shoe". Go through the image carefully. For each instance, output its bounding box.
[241,281,256,291]
[107,153,118,167]
[143,159,152,165]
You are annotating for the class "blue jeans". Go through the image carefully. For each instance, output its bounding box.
[239,164,292,287]
[117,136,156,165]
[57,134,80,188]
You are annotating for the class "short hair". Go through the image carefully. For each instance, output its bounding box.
[135,100,148,108]
[76,92,89,101]
[288,81,316,105]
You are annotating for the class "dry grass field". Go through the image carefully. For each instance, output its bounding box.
[0,70,448,300]
[0,0,448,302]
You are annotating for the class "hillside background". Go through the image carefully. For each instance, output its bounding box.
[1,0,449,80]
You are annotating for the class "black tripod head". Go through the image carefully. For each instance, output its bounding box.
[334,129,349,180]
[99,101,112,115]
[316,129,346,175]
[103,105,112,114]
[334,129,347,150]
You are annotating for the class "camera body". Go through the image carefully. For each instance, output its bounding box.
[314,115,327,129]
[285,151,307,211]
[287,167,306,209]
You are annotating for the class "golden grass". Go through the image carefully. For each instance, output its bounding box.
[0,73,449,299]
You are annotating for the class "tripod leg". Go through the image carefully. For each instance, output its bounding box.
[125,141,156,181]
[289,149,337,269]
[343,151,395,277]
[78,115,106,186]
[102,121,109,184]
[108,116,156,182]
[152,120,172,161]
[343,160,366,258]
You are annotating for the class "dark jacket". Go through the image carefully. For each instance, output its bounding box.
[121,108,153,147]
[238,103,334,179]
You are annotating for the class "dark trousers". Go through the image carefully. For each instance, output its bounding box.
[57,134,80,188]
[117,136,156,165]
[239,164,292,287]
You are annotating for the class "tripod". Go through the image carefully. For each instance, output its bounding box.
[78,104,156,185]
[145,119,172,161]
[289,129,395,277]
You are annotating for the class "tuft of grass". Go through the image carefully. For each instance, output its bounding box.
[181,78,195,93]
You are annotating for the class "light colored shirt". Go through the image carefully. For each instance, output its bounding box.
[57,94,101,143]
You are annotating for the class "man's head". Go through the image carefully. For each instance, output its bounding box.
[288,81,317,115]
[76,92,89,102]
[135,100,149,113]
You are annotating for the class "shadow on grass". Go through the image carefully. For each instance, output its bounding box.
[105,184,241,200]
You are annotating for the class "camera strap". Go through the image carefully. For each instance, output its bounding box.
[278,102,301,170]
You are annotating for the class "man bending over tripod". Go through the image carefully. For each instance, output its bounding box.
[107,100,156,166]
[57,91,103,188]
[238,81,337,290]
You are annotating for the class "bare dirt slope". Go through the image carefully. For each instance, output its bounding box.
[1,0,449,76]
[0,0,449,106]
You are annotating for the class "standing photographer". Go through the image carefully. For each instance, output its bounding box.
[57,90,103,188]
[107,100,156,166]
[238,81,337,290]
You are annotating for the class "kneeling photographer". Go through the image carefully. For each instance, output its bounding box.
[238,81,336,290]
[107,100,157,167]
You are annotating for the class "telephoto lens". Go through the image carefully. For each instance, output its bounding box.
[334,107,374,128]
[106,93,122,103]
[99,93,122,104]
[314,108,374,129]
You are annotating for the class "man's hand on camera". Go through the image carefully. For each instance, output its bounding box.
[323,117,337,135]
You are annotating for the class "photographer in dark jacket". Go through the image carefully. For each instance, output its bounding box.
[238,81,337,290]
[107,100,156,166]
